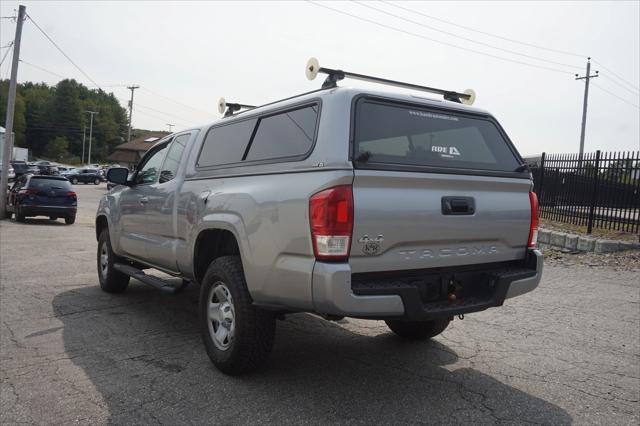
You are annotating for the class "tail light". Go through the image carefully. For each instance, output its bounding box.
[66,191,77,199]
[19,188,38,197]
[309,185,353,261]
[528,191,539,248]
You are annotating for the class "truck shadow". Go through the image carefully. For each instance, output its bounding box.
[52,283,572,424]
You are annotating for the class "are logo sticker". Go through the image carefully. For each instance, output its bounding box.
[432,146,461,158]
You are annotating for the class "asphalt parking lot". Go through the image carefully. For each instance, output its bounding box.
[1,183,639,425]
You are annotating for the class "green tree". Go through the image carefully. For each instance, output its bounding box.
[2,79,129,162]
[43,136,70,160]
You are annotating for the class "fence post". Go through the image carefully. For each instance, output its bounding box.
[587,150,601,234]
[538,152,546,202]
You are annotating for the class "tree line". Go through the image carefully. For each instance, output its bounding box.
[0,79,129,164]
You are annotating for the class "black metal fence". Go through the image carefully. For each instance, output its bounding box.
[530,151,640,234]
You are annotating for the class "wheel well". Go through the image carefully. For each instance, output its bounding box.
[96,216,108,241]
[193,229,240,284]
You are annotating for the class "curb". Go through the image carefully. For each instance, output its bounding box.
[537,228,640,253]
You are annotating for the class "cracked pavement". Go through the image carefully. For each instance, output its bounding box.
[1,183,639,424]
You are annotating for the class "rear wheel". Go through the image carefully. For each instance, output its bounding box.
[71,178,78,184]
[15,206,25,222]
[97,229,129,293]
[199,256,276,375]
[64,215,75,225]
[385,319,451,340]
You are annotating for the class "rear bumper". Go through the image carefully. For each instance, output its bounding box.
[312,249,543,320]
[19,205,77,217]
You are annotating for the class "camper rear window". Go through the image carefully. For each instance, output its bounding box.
[354,100,520,173]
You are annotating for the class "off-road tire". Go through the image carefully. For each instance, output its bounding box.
[71,178,78,184]
[385,318,451,340]
[65,215,76,225]
[199,256,276,375]
[97,229,129,293]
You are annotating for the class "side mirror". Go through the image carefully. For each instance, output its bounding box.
[106,167,130,186]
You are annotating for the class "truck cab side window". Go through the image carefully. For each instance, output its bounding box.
[136,145,169,184]
[159,134,190,183]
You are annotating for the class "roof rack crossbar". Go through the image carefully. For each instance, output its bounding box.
[218,97,256,117]
[319,67,469,102]
[306,58,475,104]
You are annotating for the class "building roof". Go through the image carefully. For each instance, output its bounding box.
[106,131,170,163]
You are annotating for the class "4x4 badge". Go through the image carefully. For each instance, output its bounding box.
[358,234,384,256]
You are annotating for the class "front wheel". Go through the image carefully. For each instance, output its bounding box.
[97,229,129,293]
[385,318,451,340]
[65,215,75,225]
[94,178,100,185]
[199,256,276,375]
[71,178,78,184]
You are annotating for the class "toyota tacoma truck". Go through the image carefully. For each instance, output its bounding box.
[96,63,542,375]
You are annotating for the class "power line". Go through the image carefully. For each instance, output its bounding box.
[26,12,102,90]
[592,60,639,93]
[380,0,586,58]
[133,107,191,129]
[2,45,12,79]
[0,43,13,67]
[19,59,66,79]
[113,95,197,127]
[1,42,14,49]
[592,82,640,109]
[354,1,582,70]
[307,1,573,75]
[599,74,640,97]
[139,86,212,117]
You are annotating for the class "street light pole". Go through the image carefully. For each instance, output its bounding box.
[85,110,98,165]
[81,125,86,164]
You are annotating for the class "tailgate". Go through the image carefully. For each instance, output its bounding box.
[349,170,531,273]
[350,96,531,273]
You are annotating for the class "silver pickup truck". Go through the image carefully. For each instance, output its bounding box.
[96,66,542,375]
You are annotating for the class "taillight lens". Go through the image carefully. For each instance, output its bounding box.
[66,191,77,199]
[19,188,38,197]
[309,185,353,261]
[528,191,539,248]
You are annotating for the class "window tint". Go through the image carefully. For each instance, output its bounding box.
[355,101,519,172]
[27,178,72,190]
[137,145,169,184]
[160,134,189,183]
[198,119,257,167]
[245,105,318,161]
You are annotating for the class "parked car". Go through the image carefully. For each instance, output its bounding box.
[6,175,77,224]
[10,161,31,178]
[35,164,60,176]
[97,68,542,375]
[66,168,103,185]
[1,166,16,181]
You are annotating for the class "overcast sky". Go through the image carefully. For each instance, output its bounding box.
[1,1,638,156]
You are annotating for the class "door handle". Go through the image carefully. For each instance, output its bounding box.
[441,196,475,215]
[139,197,149,204]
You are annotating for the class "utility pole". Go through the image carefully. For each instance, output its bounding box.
[85,111,98,165]
[166,123,174,133]
[575,57,599,164]
[1,5,26,219]
[81,125,86,164]
[127,85,139,143]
